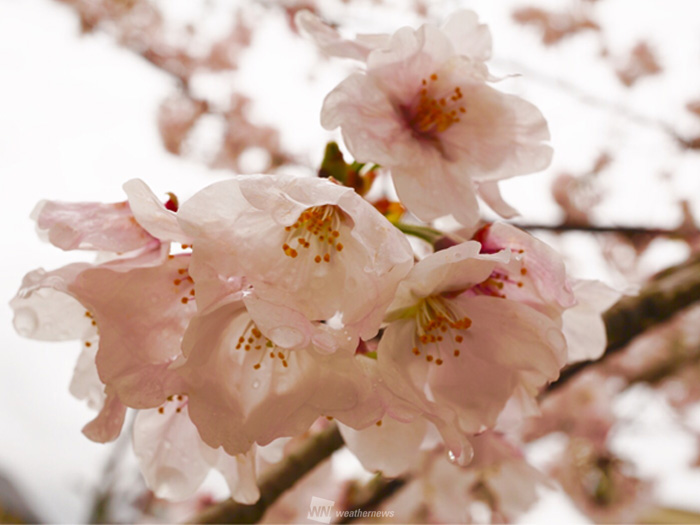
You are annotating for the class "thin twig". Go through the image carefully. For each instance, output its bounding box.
[188,424,344,524]
[514,222,682,237]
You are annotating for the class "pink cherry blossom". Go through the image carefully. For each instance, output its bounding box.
[11,186,196,441]
[176,174,413,343]
[13,251,194,413]
[319,10,552,226]
[177,291,382,456]
[32,199,156,253]
[376,240,568,462]
[475,222,618,363]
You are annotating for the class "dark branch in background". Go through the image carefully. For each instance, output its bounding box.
[189,424,344,524]
[514,222,684,238]
[548,252,700,392]
[337,476,410,524]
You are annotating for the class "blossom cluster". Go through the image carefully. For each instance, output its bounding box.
[11,9,616,518]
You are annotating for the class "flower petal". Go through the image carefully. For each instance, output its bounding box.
[338,417,427,477]
[133,404,210,500]
[32,199,156,253]
[123,179,192,244]
[82,391,127,443]
[563,279,621,363]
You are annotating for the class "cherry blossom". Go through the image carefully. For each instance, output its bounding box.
[549,440,654,523]
[475,222,618,363]
[338,416,429,477]
[68,340,263,504]
[376,239,569,462]
[11,184,195,441]
[318,10,552,226]
[177,291,382,456]
[176,174,414,344]
[563,280,621,363]
[133,399,260,503]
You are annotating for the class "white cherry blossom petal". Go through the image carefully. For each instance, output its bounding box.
[564,279,621,363]
[133,403,211,500]
[123,179,192,244]
[477,181,519,219]
[295,10,379,61]
[338,417,427,477]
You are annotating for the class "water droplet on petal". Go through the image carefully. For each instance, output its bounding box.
[447,446,474,466]
[154,466,189,500]
[13,308,38,337]
[269,326,305,348]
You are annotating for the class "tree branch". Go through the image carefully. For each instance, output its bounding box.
[513,222,684,237]
[188,424,344,524]
[337,476,409,524]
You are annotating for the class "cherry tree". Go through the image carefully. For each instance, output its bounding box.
[5,1,700,523]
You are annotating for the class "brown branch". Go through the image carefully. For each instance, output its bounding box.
[188,424,344,524]
[513,222,682,237]
[336,476,409,524]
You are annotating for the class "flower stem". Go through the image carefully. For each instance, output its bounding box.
[393,222,445,245]
[187,424,344,524]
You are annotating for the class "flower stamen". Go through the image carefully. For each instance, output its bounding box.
[282,205,345,264]
[412,296,472,364]
[406,74,466,136]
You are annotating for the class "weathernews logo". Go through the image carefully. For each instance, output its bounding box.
[307,496,335,523]
[307,496,395,523]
